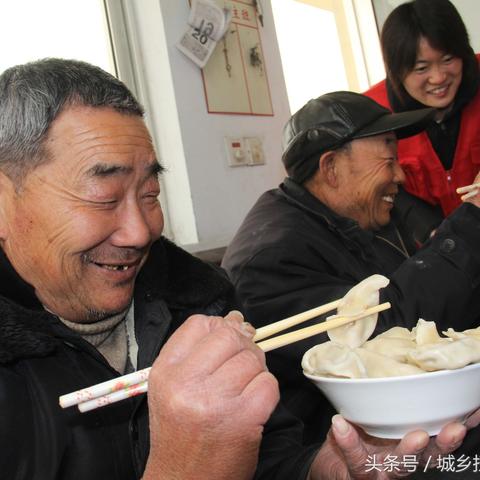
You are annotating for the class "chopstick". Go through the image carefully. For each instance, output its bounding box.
[59,367,151,409]
[253,298,341,341]
[59,301,391,412]
[256,302,391,352]
[457,182,480,201]
[78,381,148,412]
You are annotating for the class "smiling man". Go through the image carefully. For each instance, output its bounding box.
[1,106,164,322]
[304,132,404,231]
[0,58,284,480]
[222,91,480,456]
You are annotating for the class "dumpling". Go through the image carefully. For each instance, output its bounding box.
[412,318,444,345]
[443,328,466,340]
[355,348,425,378]
[303,289,480,380]
[363,336,416,363]
[375,326,413,341]
[302,342,366,378]
[302,342,425,379]
[327,274,389,348]
[443,326,480,341]
[407,337,480,371]
[460,327,480,339]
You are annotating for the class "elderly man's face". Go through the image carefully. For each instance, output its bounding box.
[334,133,405,230]
[0,106,164,322]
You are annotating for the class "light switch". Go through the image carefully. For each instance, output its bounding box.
[245,137,265,165]
[225,137,248,166]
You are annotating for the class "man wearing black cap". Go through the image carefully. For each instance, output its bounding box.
[222,91,480,452]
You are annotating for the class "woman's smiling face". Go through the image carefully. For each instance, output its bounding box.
[403,37,463,110]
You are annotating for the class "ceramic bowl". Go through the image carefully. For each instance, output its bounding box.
[303,361,480,438]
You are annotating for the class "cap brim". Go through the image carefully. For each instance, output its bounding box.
[353,107,435,140]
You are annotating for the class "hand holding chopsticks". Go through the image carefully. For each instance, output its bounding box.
[59,300,391,413]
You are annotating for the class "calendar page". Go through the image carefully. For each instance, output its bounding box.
[200,0,273,115]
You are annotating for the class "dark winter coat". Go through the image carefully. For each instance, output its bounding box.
[0,237,318,480]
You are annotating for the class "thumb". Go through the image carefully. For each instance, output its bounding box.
[331,415,373,478]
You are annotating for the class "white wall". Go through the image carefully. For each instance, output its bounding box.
[126,0,290,252]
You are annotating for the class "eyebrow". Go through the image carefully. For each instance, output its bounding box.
[86,163,132,177]
[148,162,165,177]
[85,161,164,178]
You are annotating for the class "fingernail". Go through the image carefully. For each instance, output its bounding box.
[229,310,244,321]
[241,321,256,337]
[465,417,480,429]
[332,414,350,436]
[413,433,429,452]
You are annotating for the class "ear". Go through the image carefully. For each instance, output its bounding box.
[0,170,15,240]
[318,150,338,188]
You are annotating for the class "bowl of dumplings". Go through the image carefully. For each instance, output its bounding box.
[302,275,480,438]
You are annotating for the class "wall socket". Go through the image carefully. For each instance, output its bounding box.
[225,136,265,167]
[225,137,248,166]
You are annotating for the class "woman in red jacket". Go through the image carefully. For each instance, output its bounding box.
[365,0,480,243]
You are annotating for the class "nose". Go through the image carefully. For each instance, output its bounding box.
[393,161,406,184]
[111,200,155,249]
[428,64,447,84]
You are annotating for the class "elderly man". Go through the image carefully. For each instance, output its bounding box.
[0,61,470,480]
[222,92,480,456]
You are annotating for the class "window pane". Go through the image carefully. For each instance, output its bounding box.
[0,0,115,75]
[272,0,348,113]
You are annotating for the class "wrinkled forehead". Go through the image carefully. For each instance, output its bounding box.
[48,105,152,147]
[341,133,397,167]
[42,105,157,174]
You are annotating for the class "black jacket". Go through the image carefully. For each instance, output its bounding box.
[222,179,480,450]
[0,237,318,480]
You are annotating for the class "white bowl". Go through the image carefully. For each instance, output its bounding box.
[304,362,480,438]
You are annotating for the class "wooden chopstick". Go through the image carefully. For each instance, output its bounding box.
[253,298,341,342]
[256,302,391,352]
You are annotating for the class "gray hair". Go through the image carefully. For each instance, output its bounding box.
[0,58,144,184]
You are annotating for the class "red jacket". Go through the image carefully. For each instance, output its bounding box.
[365,78,480,216]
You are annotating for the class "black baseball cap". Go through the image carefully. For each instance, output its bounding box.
[282,91,435,183]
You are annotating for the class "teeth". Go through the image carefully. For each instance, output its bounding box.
[430,86,447,95]
[101,264,129,271]
[382,195,394,203]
